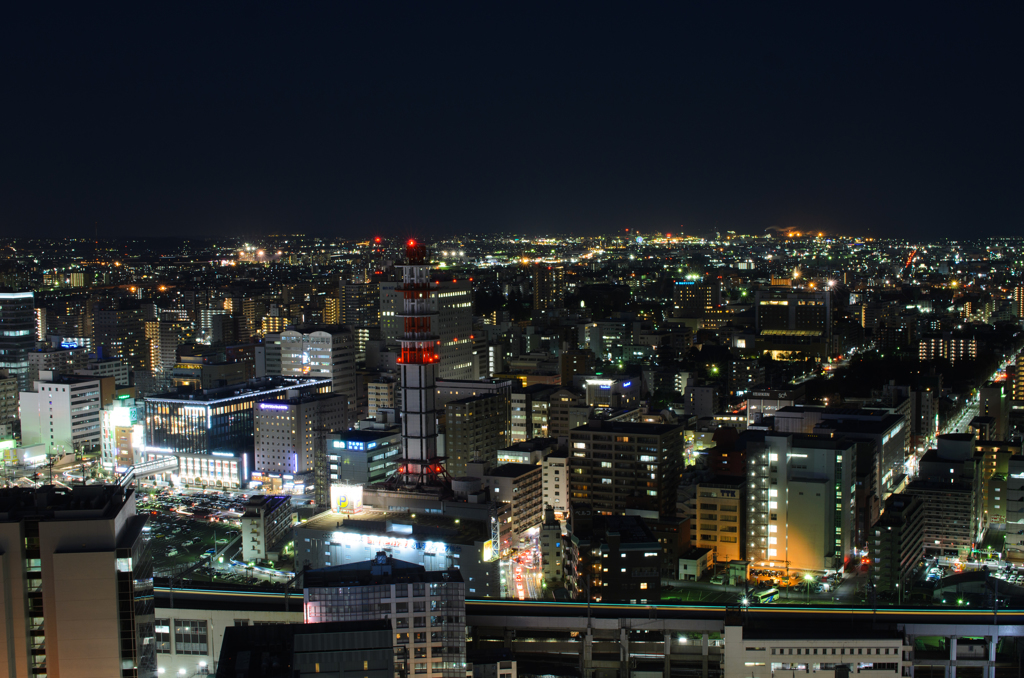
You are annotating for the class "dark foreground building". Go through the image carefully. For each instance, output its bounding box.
[216,619,393,678]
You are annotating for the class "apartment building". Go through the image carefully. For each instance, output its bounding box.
[567,421,685,517]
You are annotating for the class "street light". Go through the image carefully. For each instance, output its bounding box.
[804,574,814,604]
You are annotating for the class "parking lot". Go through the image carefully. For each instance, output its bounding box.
[144,512,238,575]
[138,490,246,576]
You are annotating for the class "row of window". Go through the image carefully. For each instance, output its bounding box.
[155,619,207,655]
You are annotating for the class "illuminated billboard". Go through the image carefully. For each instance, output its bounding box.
[330,484,363,514]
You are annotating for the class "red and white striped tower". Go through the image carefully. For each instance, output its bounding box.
[391,239,450,488]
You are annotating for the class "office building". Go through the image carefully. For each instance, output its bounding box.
[253,392,346,476]
[683,477,745,564]
[672,279,720,313]
[20,371,108,456]
[170,353,245,391]
[564,506,661,603]
[542,448,569,519]
[0,369,18,435]
[327,426,403,486]
[433,280,473,381]
[497,437,558,465]
[304,553,466,678]
[75,349,130,386]
[533,264,565,311]
[745,432,856,573]
[0,482,155,678]
[909,386,938,449]
[539,507,564,588]
[143,376,331,457]
[754,288,832,360]
[444,394,509,477]
[683,382,719,420]
[547,388,585,439]
[477,462,542,539]
[581,376,641,410]
[278,324,357,425]
[382,279,474,380]
[1015,354,1024,403]
[0,291,35,390]
[979,382,1010,441]
[744,384,804,426]
[723,621,909,678]
[585,320,631,362]
[905,480,976,559]
[1006,455,1024,561]
[869,493,924,597]
[27,342,89,383]
[218,620,394,678]
[568,421,685,517]
[368,376,399,420]
[241,495,293,562]
[774,406,908,500]
[153,590,294,677]
[295,506,498,598]
[340,282,380,327]
[91,302,148,371]
[101,396,144,471]
[510,384,556,442]
[435,378,512,425]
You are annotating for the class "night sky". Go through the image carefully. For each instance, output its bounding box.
[2,4,1021,240]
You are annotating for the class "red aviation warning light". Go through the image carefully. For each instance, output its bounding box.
[374,236,382,244]
[406,239,427,263]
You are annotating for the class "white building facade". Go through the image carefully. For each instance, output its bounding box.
[20,370,103,455]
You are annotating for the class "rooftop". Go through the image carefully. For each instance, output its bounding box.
[299,508,488,545]
[0,484,133,521]
[571,421,683,436]
[680,547,713,560]
[500,437,559,452]
[305,553,464,588]
[329,428,401,442]
[145,376,331,403]
[487,463,539,479]
[216,619,392,678]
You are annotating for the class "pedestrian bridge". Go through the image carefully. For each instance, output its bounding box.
[129,456,179,478]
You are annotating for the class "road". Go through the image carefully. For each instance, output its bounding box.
[500,533,542,600]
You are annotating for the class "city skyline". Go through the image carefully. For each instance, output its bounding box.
[2,5,1022,240]
[4,5,1024,676]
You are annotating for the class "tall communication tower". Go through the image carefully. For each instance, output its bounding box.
[389,239,450,489]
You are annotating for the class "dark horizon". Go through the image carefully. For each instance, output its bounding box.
[2,4,1022,240]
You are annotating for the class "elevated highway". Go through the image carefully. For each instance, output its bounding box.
[155,586,1024,677]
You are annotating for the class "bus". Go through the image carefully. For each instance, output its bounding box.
[753,588,779,604]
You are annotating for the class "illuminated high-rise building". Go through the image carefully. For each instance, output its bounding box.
[0,291,36,390]
[533,264,565,311]
[278,324,357,427]
[1015,353,1024,403]
[392,240,447,488]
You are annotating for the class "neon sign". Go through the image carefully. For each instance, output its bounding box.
[330,532,461,553]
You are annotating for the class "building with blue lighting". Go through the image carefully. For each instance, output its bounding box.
[142,376,331,489]
[327,425,402,485]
